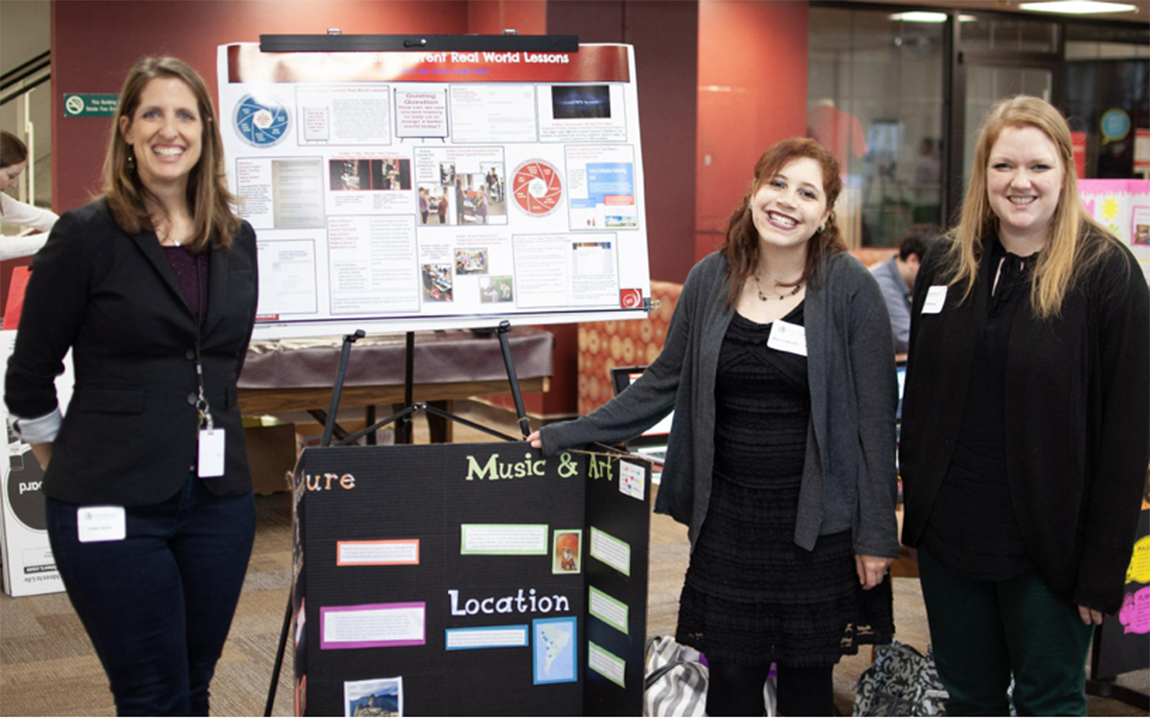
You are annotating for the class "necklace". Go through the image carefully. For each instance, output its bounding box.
[753,275,802,302]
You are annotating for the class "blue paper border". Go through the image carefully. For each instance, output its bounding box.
[531,616,578,685]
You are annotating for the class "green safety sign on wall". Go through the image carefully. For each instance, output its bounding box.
[63,93,119,117]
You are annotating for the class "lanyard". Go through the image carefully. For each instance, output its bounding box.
[193,254,213,431]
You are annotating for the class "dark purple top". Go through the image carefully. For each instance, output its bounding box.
[162,245,210,325]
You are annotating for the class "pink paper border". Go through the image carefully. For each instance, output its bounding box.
[1079,179,1150,196]
[319,602,426,650]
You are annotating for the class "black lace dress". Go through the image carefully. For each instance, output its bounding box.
[675,305,894,667]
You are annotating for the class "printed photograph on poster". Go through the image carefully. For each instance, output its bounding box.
[455,248,489,275]
[419,185,452,226]
[533,617,578,685]
[553,529,582,574]
[421,264,454,302]
[566,146,637,230]
[296,85,391,145]
[320,602,426,650]
[450,85,537,144]
[1133,206,1150,245]
[256,239,319,320]
[479,276,514,304]
[344,677,403,717]
[445,624,529,651]
[395,87,448,139]
[329,159,412,192]
[538,85,627,143]
[552,85,611,119]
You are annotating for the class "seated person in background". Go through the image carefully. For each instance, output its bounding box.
[871,224,940,353]
[1,130,59,261]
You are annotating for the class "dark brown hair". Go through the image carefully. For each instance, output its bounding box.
[102,56,239,252]
[1,130,29,168]
[719,137,846,307]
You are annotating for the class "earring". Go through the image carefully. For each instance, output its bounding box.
[127,148,136,174]
[818,223,826,233]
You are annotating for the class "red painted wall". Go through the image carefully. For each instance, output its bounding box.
[696,1,808,261]
[43,0,703,421]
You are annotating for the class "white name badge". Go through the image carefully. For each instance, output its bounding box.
[922,285,948,314]
[198,428,225,478]
[767,319,808,357]
[77,506,126,543]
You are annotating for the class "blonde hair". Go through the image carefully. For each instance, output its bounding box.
[942,95,1120,319]
[101,56,239,252]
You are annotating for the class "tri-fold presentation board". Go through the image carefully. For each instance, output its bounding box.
[217,42,651,340]
[292,443,651,716]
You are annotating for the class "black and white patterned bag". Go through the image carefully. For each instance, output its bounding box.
[853,641,949,716]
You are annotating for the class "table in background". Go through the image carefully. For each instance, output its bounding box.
[237,327,553,443]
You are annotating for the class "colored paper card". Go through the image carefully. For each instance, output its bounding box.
[320,602,426,650]
[588,585,629,634]
[619,460,646,501]
[533,617,578,685]
[589,526,631,576]
[445,625,529,650]
[588,641,626,688]
[460,524,548,555]
[337,539,420,566]
[344,677,403,717]
[552,529,583,574]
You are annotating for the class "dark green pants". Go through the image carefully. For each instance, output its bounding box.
[917,548,1094,716]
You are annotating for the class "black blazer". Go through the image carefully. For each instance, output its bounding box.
[899,232,1149,614]
[5,200,259,506]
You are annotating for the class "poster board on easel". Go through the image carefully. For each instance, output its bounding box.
[217,37,651,340]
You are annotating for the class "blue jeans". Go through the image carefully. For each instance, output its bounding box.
[46,474,255,716]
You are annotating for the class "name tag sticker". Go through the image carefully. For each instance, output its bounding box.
[198,428,225,478]
[767,319,808,357]
[922,285,948,314]
[77,506,125,543]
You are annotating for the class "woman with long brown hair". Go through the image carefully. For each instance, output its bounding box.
[530,137,899,715]
[0,130,58,260]
[5,56,258,715]
[900,95,1149,715]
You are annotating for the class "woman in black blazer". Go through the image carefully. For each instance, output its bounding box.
[5,57,258,716]
[900,96,1149,716]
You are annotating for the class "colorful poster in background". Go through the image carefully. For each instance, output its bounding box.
[1091,500,1150,679]
[1079,179,1150,280]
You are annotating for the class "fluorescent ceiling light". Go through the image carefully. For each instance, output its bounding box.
[891,11,947,22]
[1020,1,1137,14]
[890,11,977,22]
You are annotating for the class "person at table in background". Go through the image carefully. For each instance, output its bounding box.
[4,56,259,716]
[899,95,1149,716]
[870,224,940,354]
[1,130,59,261]
[529,137,899,716]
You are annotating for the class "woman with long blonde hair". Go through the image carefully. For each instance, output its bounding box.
[900,95,1149,715]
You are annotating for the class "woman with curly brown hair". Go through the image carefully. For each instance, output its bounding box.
[530,137,899,715]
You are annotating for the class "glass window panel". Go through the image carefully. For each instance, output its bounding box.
[808,8,945,248]
[960,14,1057,52]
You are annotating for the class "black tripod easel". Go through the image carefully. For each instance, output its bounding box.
[263,322,535,714]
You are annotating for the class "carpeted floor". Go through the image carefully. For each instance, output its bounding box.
[1,404,1146,716]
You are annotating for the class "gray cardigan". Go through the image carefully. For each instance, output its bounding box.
[541,251,900,558]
